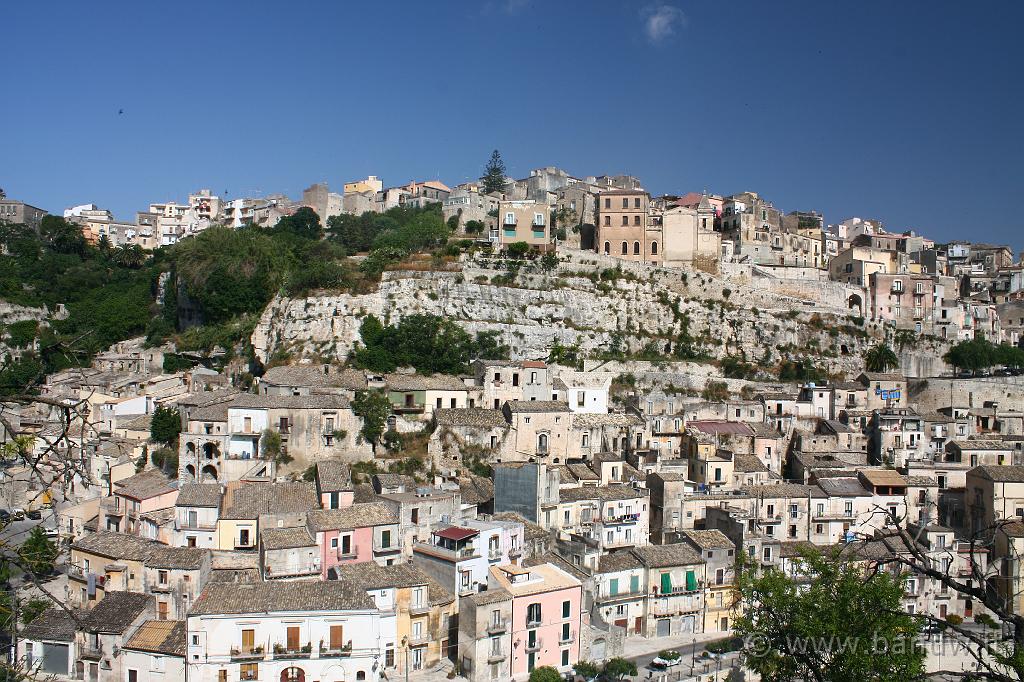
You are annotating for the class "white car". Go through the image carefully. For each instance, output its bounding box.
[43,528,60,539]
[650,657,681,670]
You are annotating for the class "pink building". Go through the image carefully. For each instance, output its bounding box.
[867,272,936,331]
[104,468,179,536]
[315,461,355,509]
[306,502,401,578]
[459,563,584,680]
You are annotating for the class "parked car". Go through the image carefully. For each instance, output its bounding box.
[26,509,42,520]
[650,655,682,670]
[11,509,25,520]
[0,510,10,523]
[43,528,59,539]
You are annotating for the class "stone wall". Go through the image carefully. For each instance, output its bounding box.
[910,376,1024,414]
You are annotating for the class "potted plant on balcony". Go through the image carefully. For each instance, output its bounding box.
[301,643,312,654]
[273,643,285,655]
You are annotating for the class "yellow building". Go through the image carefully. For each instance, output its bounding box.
[344,175,383,194]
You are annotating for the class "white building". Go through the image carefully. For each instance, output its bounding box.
[551,372,613,414]
[186,581,385,682]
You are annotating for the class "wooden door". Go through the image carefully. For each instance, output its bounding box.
[330,625,343,650]
[287,626,300,651]
[242,629,255,653]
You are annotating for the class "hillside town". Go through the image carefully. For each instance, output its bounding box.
[2,160,1024,682]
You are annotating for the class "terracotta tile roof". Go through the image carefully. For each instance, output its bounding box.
[261,365,366,391]
[462,586,512,607]
[146,546,209,570]
[433,526,479,541]
[687,420,754,437]
[125,620,187,657]
[458,476,494,506]
[493,512,548,542]
[733,454,769,473]
[191,580,376,615]
[566,462,599,481]
[858,470,909,487]
[72,531,161,561]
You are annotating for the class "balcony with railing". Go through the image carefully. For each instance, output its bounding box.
[230,646,265,661]
[601,512,640,525]
[319,641,353,658]
[488,548,502,562]
[413,541,479,562]
[524,638,542,653]
[408,632,431,646]
[559,629,575,645]
[337,546,360,561]
[409,601,431,616]
[373,539,400,554]
[273,642,312,659]
[486,618,508,635]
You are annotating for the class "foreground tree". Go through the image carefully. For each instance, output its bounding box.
[351,390,391,451]
[21,527,58,577]
[528,666,561,682]
[603,658,638,680]
[734,548,924,682]
[481,149,507,195]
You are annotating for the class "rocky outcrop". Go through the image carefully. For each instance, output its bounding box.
[251,250,923,379]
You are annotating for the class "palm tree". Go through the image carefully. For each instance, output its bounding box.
[114,244,145,269]
[864,343,900,373]
[96,235,112,253]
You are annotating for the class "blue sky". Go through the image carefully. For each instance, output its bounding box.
[3,1,1022,250]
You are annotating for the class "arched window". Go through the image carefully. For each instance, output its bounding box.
[537,433,549,454]
[582,433,589,447]
[633,241,640,255]
[604,241,610,254]
[650,241,658,255]
[621,241,628,255]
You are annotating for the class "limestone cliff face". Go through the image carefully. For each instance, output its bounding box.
[251,253,920,378]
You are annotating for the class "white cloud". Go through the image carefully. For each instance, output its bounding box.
[643,4,686,44]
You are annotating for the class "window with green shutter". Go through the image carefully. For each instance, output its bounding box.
[660,572,672,594]
[609,578,618,596]
[630,574,640,593]
[685,570,696,591]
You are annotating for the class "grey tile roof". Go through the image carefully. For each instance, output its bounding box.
[816,478,870,497]
[458,476,494,506]
[970,465,1024,482]
[493,512,548,542]
[21,607,85,642]
[566,462,599,481]
[221,482,319,520]
[682,529,734,550]
[742,483,823,498]
[114,468,178,500]
[384,373,467,392]
[434,408,508,428]
[597,550,644,574]
[209,568,263,584]
[571,413,644,428]
[261,526,315,550]
[230,393,351,410]
[559,485,646,503]
[632,543,704,568]
[84,592,153,634]
[306,502,398,532]
[146,546,209,570]
[176,388,241,408]
[176,483,222,508]
[335,562,454,605]
[72,531,161,561]
[316,461,353,493]
[261,365,366,390]
[733,454,769,473]
[462,587,512,607]
[190,580,376,615]
[505,400,570,413]
[523,553,591,581]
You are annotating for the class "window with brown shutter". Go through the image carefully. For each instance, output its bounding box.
[242,629,255,653]
[287,626,300,651]
[330,625,343,650]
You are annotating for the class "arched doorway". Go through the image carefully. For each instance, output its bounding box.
[202,442,218,460]
[847,293,863,313]
[281,667,305,682]
[185,464,196,479]
[186,442,196,456]
[200,465,218,482]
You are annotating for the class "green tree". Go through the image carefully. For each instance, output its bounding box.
[150,447,178,475]
[603,658,637,680]
[481,149,507,195]
[352,314,508,375]
[260,428,284,462]
[506,241,530,259]
[20,597,50,625]
[351,390,391,451]
[114,244,146,269]
[864,343,900,373]
[464,219,485,234]
[528,666,562,682]
[540,251,559,272]
[274,206,323,240]
[734,548,924,682]
[21,527,58,576]
[150,406,182,446]
[573,661,599,679]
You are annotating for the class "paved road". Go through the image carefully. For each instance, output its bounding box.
[0,508,58,547]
